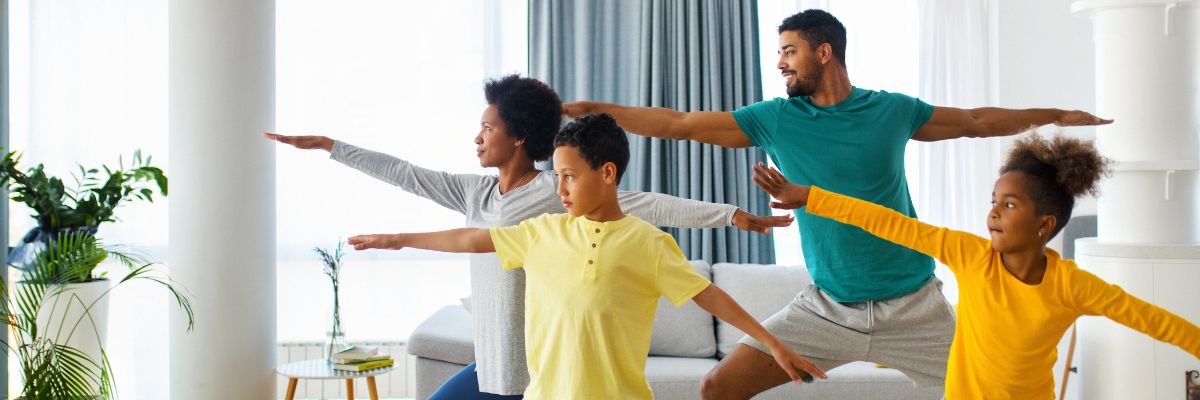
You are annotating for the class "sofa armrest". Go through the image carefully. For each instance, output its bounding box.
[407,305,476,365]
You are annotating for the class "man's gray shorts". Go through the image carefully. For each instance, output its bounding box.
[740,278,955,387]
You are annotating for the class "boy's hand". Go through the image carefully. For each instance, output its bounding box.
[752,162,811,210]
[731,209,794,234]
[347,234,404,251]
[262,132,335,152]
[765,341,828,384]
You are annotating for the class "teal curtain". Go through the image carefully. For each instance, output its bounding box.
[530,0,775,264]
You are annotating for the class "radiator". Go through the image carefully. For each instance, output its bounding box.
[277,341,417,399]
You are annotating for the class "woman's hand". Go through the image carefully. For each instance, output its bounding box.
[262,132,335,152]
[731,209,794,234]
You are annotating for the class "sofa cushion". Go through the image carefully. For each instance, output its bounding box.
[712,263,811,358]
[756,362,943,400]
[407,305,475,365]
[649,260,717,358]
[643,358,940,400]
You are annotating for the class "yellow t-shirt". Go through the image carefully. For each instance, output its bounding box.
[489,213,711,400]
[806,186,1200,400]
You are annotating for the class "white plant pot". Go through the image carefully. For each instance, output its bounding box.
[17,279,112,382]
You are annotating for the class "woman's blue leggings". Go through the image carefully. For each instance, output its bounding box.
[428,362,524,400]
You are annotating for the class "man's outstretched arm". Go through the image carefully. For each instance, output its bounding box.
[912,107,1113,142]
[564,102,752,148]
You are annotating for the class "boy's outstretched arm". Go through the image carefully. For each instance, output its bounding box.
[691,284,828,384]
[348,228,495,253]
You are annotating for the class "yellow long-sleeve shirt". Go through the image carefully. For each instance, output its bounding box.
[806,186,1200,399]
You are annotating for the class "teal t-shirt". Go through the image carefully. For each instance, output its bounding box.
[733,87,935,302]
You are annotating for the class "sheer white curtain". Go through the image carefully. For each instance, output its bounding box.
[912,0,998,304]
[8,1,168,398]
[7,0,168,249]
[757,0,919,266]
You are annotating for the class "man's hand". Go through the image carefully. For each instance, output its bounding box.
[731,209,794,234]
[262,132,335,152]
[562,102,594,119]
[1054,110,1113,127]
[752,163,811,210]
[347,234,404,251]
[765,341,828,385]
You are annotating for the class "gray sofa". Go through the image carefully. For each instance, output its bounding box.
[407,261,944,399]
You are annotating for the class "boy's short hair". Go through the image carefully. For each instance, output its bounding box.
[553,113,630,184]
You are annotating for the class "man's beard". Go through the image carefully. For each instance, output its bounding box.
[785,61,823,98]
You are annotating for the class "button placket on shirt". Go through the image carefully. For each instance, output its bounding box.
[584,225,603,281]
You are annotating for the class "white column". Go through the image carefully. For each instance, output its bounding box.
[1079,0,1200,243]
[169,0,275,398]
[1073,1,1200,399]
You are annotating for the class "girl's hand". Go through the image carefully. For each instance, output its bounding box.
[752,162,811,210]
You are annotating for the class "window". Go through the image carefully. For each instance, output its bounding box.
[6,1,527,396]
[275,0,528,342]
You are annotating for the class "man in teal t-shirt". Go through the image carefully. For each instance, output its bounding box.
[734,90,935,303]
[564,9,1111,400]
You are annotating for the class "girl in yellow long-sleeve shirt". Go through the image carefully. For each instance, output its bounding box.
[751,133,1200,399]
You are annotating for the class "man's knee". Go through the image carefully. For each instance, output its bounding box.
[700,364,745,400]
[699,368,724,400]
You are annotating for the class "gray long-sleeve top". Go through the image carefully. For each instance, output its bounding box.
[331,141,736,395]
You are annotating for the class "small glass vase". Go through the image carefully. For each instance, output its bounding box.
[324,304,348,362]
[324,329,348,363]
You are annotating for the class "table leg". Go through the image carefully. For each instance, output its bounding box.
[285,378,297,400]
[367,376,379,400]
[346,378,354,399]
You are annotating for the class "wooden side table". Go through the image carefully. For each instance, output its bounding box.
[277,359,395,400]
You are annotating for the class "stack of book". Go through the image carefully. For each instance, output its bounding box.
[331,345,394,372]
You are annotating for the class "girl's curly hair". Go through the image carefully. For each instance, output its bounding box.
[1000,132,1112,238]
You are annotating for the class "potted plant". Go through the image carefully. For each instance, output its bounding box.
[0,149,167,274]
[5,231,194,399]
[0,149,174,397]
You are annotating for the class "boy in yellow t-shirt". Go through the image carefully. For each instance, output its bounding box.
[751,133,1200,399]
[349,114,826,399]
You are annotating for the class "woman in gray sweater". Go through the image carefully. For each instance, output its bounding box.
[264,75,791,399]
